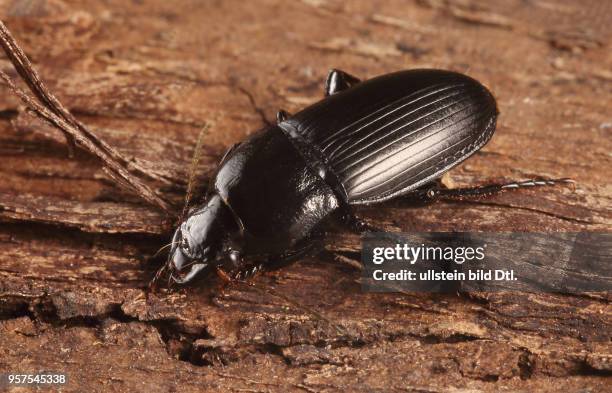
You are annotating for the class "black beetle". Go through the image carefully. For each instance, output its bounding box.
[162,68,569,284]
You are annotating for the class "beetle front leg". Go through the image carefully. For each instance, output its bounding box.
[215,266,233,284]
[324,69,361,96]
[419,178,575,202]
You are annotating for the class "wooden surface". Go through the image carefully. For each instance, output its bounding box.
[0,0,610,392]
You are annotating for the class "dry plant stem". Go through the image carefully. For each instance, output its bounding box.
[0,21,76,154]
[0,20,171,212]
[0,20,171,186]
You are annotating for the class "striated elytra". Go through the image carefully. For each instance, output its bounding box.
[164,68,501,284]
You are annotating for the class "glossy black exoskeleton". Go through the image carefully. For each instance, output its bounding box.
[165,69,569,284]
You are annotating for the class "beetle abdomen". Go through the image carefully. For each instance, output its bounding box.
[284,69,498,204]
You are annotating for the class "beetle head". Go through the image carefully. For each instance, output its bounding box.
[168,194,238,284]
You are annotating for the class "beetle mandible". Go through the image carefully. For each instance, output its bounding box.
[161,68,570,284]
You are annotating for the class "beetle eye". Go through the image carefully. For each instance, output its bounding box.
[229,250,241,264]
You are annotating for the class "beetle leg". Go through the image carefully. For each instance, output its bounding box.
[420,178,575,202]
[276,110,289,123]
[324,69,361,96]
[213,266,236,295]
[215,266,233,284]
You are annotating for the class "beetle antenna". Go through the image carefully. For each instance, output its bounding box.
[166,269,175,290]
[180,124,210,223]
[149,261,169,291]
[149,125,209,291]
[151,241,178,259]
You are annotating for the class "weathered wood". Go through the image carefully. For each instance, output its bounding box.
[0,1,610,392]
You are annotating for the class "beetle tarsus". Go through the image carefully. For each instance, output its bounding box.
[324,69,361,96]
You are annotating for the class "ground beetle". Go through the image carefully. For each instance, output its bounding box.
[162,69,570,284]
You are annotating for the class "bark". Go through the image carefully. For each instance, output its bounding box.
[0,0,610,392]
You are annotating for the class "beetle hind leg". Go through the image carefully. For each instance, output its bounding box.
[419,178,575,202]
[324,69,361,96]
